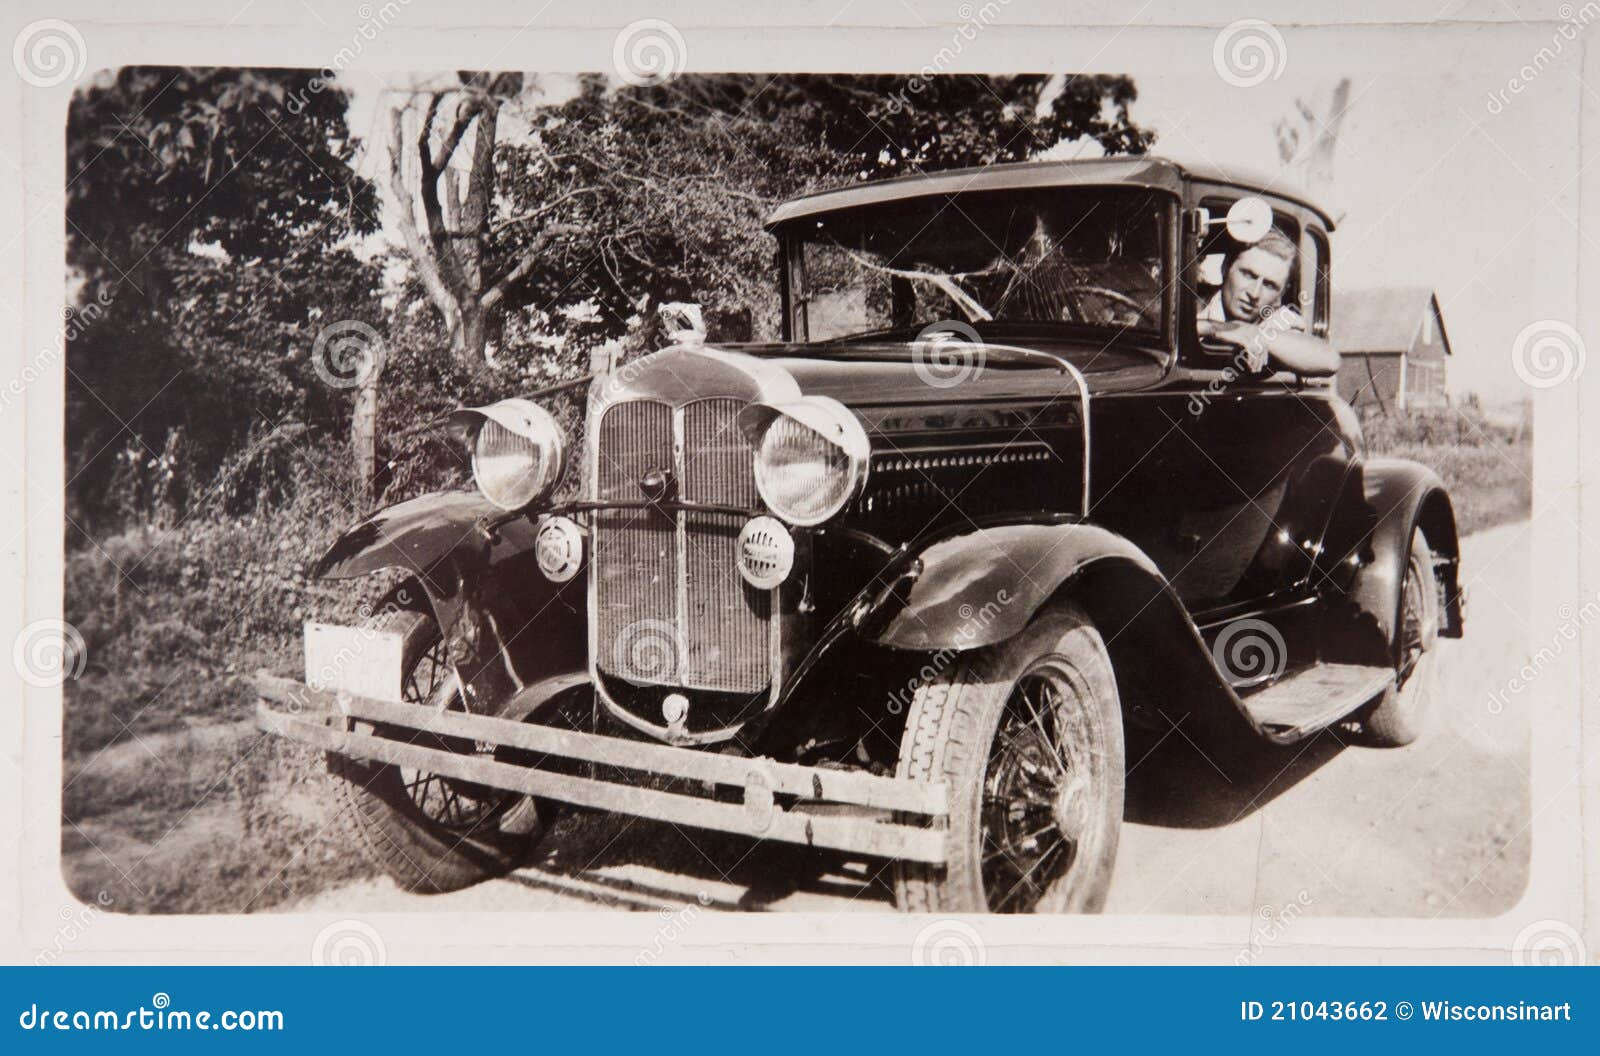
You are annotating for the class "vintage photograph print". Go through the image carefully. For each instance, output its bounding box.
[46,12,1569,955]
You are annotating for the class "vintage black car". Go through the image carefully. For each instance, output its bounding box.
[256,156,1465,914]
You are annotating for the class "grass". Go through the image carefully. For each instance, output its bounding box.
[59,487,402,914]
[1360,402,1531,536]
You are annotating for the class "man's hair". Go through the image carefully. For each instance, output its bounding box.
[1224,226,1298,283]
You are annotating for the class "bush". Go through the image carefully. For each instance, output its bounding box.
[63,475,407,757]
[1359,402,1531,537]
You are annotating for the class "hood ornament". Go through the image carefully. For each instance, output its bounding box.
[659,301,706,348]
[638,467,676,503]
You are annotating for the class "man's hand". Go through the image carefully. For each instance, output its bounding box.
[1196,319,1270,372]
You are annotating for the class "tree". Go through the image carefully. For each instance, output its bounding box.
[484,73,1155,364]
[382,73,1153,371]
[386,72,589,366]
[65,67,382,525]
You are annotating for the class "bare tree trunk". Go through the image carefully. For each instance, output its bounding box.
[386,72,588,370]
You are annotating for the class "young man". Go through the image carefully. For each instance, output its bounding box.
[1196,227,1340,376]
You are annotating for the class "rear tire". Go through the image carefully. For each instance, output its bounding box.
[1361,530,1441,747]
[894,603,1125,913]
[328,602,545,893]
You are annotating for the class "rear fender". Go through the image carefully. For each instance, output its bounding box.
[1317,458,1463,667]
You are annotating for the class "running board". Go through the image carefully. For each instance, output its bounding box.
[1238,662,1395,744]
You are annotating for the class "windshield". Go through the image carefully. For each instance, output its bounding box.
[791,187,1169,342]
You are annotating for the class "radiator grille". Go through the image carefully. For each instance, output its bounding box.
[593,398,770,694]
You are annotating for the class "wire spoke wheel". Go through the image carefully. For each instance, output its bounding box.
[980,662,1111,913]
[1362,530,1442,747]
[895,603,1124,914]
[328,596,547,893]
[392,636,508,834]
[1395,555,1433,687]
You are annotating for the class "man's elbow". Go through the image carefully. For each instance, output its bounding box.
[1311,344,1341,377]
[1291,338,1340,377]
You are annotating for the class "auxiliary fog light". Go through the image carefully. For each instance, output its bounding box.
[535,515,584,583]
[737,515,795,589]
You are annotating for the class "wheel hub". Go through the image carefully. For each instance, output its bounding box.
[1052,772,1091,842]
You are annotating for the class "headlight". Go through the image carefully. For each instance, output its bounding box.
[740,397,870,526]
[452,398,566,510]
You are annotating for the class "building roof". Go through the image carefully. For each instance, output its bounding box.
[1333,286,1451,357]
[765,155,1336,230]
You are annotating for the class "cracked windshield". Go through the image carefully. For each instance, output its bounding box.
[798,187,1167,342]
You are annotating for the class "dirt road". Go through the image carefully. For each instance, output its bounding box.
[294,521,1531,918]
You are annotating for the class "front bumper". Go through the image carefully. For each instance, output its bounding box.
[253,672,949,863]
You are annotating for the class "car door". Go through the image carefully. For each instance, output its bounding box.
[1166,200,1350,614]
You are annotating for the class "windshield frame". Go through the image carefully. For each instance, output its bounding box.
[775,186,1181,351]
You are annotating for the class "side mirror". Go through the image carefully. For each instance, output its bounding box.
[1225,197,1274,244]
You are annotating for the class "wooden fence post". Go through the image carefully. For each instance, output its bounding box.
[352,367,380,508]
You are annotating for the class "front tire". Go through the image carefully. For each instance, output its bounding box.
[895,603,1125,913]
[329,603,545,893]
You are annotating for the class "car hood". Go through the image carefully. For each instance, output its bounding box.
[585,338,1166,415]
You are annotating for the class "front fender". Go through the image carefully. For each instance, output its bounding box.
[872,521,1160,650]
[310,490,587,704]
[313,490,541,632]
[870,520,1262,748]
[314,490,507,589]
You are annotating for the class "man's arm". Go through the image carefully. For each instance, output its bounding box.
[1197,319,1340,376]
[1258,327,1339,376]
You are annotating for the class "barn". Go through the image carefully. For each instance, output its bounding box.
[1332,287,1452,413]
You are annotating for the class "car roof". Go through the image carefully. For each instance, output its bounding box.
[764,155,1336,230]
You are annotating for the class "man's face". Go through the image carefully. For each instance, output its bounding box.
[1221,246,1292,322]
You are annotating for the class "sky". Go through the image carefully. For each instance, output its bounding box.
[340,21,1582,401]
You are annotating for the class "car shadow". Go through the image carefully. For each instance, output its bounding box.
[504,722,1350,909]
[1121,723,1350,829]
[515,810,895,911]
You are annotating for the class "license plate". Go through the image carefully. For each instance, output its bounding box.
[303,622,405,702]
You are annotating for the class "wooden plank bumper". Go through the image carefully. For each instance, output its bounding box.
[254,672,948,864]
